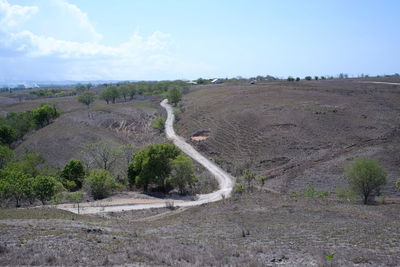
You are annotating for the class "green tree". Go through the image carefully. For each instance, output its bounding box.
[100,88,113,104]
[0,170,32,207]
[32,104,60,127]
[108,86,120,103]
[305,76,312,81]
[128,144,181,191]
[120,85,130,102]
[0,125,16,146]
[6,152,44,177]
[77,91,96,118]
[345,158,387,204]
[32,176,56,205]
[61,159,86,191]
[169,154,197,194]
[167,87,182,106]
[0,145,14,169]
[85,169,118,200]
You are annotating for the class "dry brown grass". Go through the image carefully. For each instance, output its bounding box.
[178,78,400,196]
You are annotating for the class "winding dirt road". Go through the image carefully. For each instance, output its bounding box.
[58,99,234,214]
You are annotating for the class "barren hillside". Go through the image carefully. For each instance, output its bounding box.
[178,79,400,195]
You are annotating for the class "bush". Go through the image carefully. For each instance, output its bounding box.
[0,145,14,169]
[395,179,400,190]
[61,159,85,191]
[234,183,244,194]
[151,116,165,133]
[345,158,387,204]
[128,144,181,191]
[169,154,197,194]
[0,125,16,146]
[287,77,295,82]
[295,77,300,82]
[85,169,118,200]
[32,104,60,127]
[305,76,312,81]
[32,176,56,205]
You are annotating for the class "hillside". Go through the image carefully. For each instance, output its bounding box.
[177,78,400,196]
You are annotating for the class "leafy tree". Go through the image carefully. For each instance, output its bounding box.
[128,84,136,100]
[305,76,312,81]
[6,152,45,177]
[314,76,319,80]
[0,170,32,207]
[151,116,165,133]
[61,159,86,191]
[100,88,113,104]
[85,169,118,200]
[120,85,130,101]
[82,142,122,171]
[1,110,35,140]
[32,176,56,205]
[296,77,300,82]
[32,104,60,127]
[0,145,13,169]
[167,87,182,106]
[78,91,96,107]
[108,86,120,103]
[345,158,387,204]
[0,125,16,146]
[128,144,181,191]
[287,77,295,82]
[169,154,197,194]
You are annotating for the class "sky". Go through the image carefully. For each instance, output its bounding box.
[0,0,399,81]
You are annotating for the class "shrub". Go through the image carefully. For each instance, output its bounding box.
[234,183,244,194]
[395,179,400,190]
[85,169,118,200]
[0,125,16,146]
[303,185,317,198]
[32,104,60,127]
[61,159,85,191]
[0,145,14,169]
[295,77,300,82]
[32,176,56,205]
[305,76,312,81]
[169,154,197,194]
[345,158,386,204]
[151,116,165,133]
[287,77,295,82]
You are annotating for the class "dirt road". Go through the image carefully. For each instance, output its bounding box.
[58,99,234,214]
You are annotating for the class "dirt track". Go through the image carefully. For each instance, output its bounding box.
[57,99,234,214]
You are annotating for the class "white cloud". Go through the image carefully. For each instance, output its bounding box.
[0,0,38,28]
[0,0,214,81]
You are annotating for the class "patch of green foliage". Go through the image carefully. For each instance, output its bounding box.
[128,144,196,193]
[85,169,120,200]
[151,116,165,133]
[345,157,386,204]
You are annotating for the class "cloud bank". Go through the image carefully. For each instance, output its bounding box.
[0,0,210,81]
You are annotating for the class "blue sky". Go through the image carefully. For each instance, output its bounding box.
[0,0,399,81]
